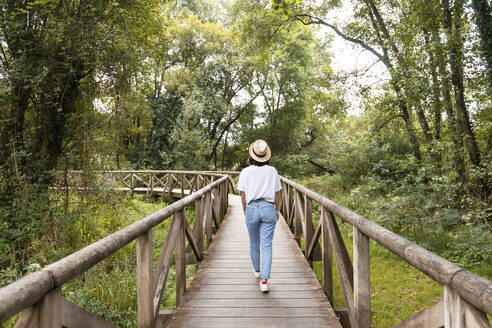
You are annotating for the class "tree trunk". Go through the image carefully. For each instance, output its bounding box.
[471,0,492,93]
[365,0,423,161]
[437,34,467,183]
[442,0,482,167]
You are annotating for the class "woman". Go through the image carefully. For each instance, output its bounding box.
[237,139,282,292]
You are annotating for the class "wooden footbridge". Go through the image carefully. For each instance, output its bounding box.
[1,171,491,328]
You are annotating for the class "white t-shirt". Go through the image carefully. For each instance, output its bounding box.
[237,165,282,205]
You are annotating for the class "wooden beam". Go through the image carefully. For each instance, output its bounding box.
[307,219,322,260]
[304,196,314,266]
[184,213,202,262]
[328,211,354,289]
[39,288,62,328]
[321,208,333,305]
[204,192,213,248]
[326,211,355,326]
[175,210,186,307]
[61,298,116,328]
[152,216,179,319]
[13,306,37,328]
[354,227,370,328]
[393,300,444,328]
[444,286,491,328]
[194,198,204,258]
[463,299,490,327]
[294,192,303,245]
[155,310,175,328]
[137,230,153,328]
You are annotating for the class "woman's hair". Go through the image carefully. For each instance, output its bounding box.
[247,155,270,166]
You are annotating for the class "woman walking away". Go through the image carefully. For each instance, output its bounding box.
[237,139,282,292]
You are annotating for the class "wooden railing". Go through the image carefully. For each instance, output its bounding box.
[278,176,492,328]
[0,173,231,328]
[56,170,237,198]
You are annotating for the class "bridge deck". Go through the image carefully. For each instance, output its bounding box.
[168,195,341,328]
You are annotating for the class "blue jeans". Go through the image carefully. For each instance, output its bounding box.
[245,199,277,279]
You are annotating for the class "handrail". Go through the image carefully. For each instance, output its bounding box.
[0,174,230,326]
[279,176,492,327]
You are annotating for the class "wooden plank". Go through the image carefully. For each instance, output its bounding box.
[199,267,313,273]
[204,192,213,248]
[184,212,201,262]
[180,291,328,299]
[307,219,322,260]
[393,300,444,328]
[194,198,204,258]
[13,306,37,328]
[176,210,186,307]
[167,317,341,328]
[211,189,221,229]
[196,262,309,269]
[153,216,179,318]
[186,284,323,292]
[328,211,353,288]
[156,310,175,328]
[304,195,314,265]
[445,286,464,328]
[444,286,491,328]
[182,298,331,308]
[174,307,335,317]
[202,272,312,278]
[322,207,333,304]
[354,226,370,328]
[39,288,62,328]
[192,277,319,285]
[61,298,116,328]
[463,300,490,327]
[294,192,303,245]
[326,210,355,325]
[137,230,153,328]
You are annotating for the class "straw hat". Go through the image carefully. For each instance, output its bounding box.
[249,139,271,162]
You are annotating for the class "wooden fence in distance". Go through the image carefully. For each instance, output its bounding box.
[56,170,236,200]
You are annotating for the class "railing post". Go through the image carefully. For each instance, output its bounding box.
[354,226,370,328]
[225,179,229,209]
[444,285,490,328]
[180,174,184,198]
[205,192,213,248]
[195,198,204,258]
[321,207,333,304]
[289,185,294,226]
[175,209,186,307]
[131,173,135,197]
[294,192,302,245]
[147,173,153,197]
[39,288,62,328]
[444,286,464,328]
[137,230,153,328]
[304,195,314,266]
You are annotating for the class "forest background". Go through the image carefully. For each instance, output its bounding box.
[0,0,491,327]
